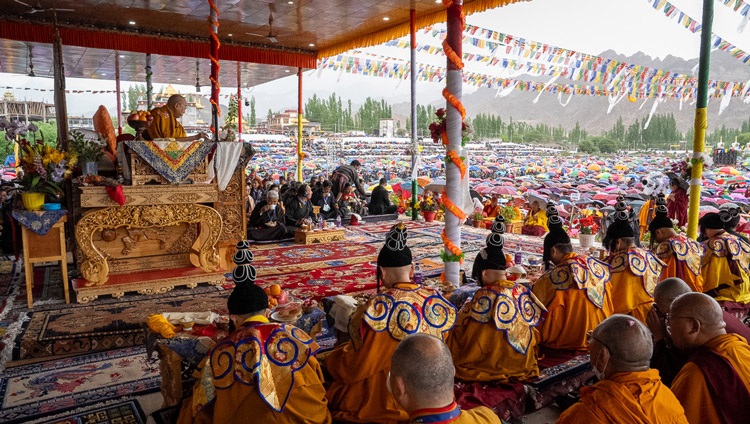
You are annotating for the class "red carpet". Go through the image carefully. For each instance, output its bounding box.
[252,242,378,277]
[255,262,378,300]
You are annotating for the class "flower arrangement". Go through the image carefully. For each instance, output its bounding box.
[420,196,439,212]
[69,130,104,163]
[471,208,484,221]
[575,215,599,235]
[428,108,473,145]
[13,122,76,199]
[501,205,519,222]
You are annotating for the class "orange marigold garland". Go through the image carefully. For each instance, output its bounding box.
[437,0,467,265]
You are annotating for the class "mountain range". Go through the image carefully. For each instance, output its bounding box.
[391,49,750,135]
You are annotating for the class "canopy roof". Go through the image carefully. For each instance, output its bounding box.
[0,0,519,86]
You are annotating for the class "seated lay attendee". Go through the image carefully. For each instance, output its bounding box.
[337,182,367,217]
[247,190,292,242]
[700,210,750,309]
[557,314,688,424]
[649,194,704,293]
[533,203,613,350]
[668,292,750,424]
[145,94,207,141]
[177,242,331,424]
[369,178,398,215]
[324,223,457,423]
[448,216,544,382]
[603,197,665,324]
[284,183,314,228]
[314,180,340,221]
[390,334,501,424]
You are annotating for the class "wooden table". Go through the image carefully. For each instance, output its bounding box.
[294,228,345,244]
[22,215,69,308]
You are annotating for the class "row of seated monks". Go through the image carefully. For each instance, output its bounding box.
[175,193,750,423]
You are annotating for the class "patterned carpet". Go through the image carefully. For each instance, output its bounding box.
[255,262,378,299]
[252,241,379,277]
[0,346,158,423]
[34,399,146,424]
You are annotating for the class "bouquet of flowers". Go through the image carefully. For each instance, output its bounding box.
[575,215,599,235]
[9,120,76,199]
[428,108,473,145]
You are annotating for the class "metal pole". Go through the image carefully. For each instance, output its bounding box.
[686,0,713,240]
[410,8,418,220]
[52,26,69,149]
[145,53,153,111]
[237,62,242,139]
[115,51,122,135]
[297,67,304,182]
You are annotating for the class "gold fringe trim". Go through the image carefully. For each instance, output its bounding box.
[318,0,526,59]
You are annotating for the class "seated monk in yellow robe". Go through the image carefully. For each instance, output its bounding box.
[145,94,206,141]
[648,193,703,293]
[602,198,665,324]
[324,223,457,423]
[700,211,750,307]
[448,216,544,382]
[178,242,331,424]
[522,198,548,236]
[533,203,613,350]
[390,334,501,424]
[558,314,688,424]
[668,292,750,424]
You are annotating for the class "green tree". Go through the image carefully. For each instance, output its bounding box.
[578,139,597,153]
[224,94,238,131]
[249,96,256,126]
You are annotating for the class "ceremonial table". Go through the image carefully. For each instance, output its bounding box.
[71,140,253,303]
[294,228,346,244]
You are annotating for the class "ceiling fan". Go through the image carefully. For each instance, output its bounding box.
[14,0,74,14]
[246,12,280,43]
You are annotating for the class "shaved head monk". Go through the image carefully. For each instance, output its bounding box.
[668,293,750,423]
[389,334,500,424]
[145,94,207,141]
[558,314,688,424]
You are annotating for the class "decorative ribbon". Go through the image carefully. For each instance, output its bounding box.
[208,0,221,135]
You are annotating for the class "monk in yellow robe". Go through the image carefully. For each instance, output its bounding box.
[324,223,457,423]
[648,193,704,292]
[145,94,207,141]
[668,292,750,424]
[522,198,548,236]
[603,197,665,323]
[558,314,688,423]
[533,203,614,350]
[448,216,545,382]
[178,242,331,424]
[390,334,501,424]
[700,211,750,306]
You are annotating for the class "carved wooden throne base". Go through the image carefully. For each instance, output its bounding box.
[71,266,226,303]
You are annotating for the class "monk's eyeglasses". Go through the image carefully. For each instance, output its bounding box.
[586,330,609,349]
[651,303,667,320]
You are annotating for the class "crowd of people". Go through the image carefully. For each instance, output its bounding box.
[174,183,750,423]
[244,160,401,242]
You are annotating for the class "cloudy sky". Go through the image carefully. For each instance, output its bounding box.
[1,0,747,116]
